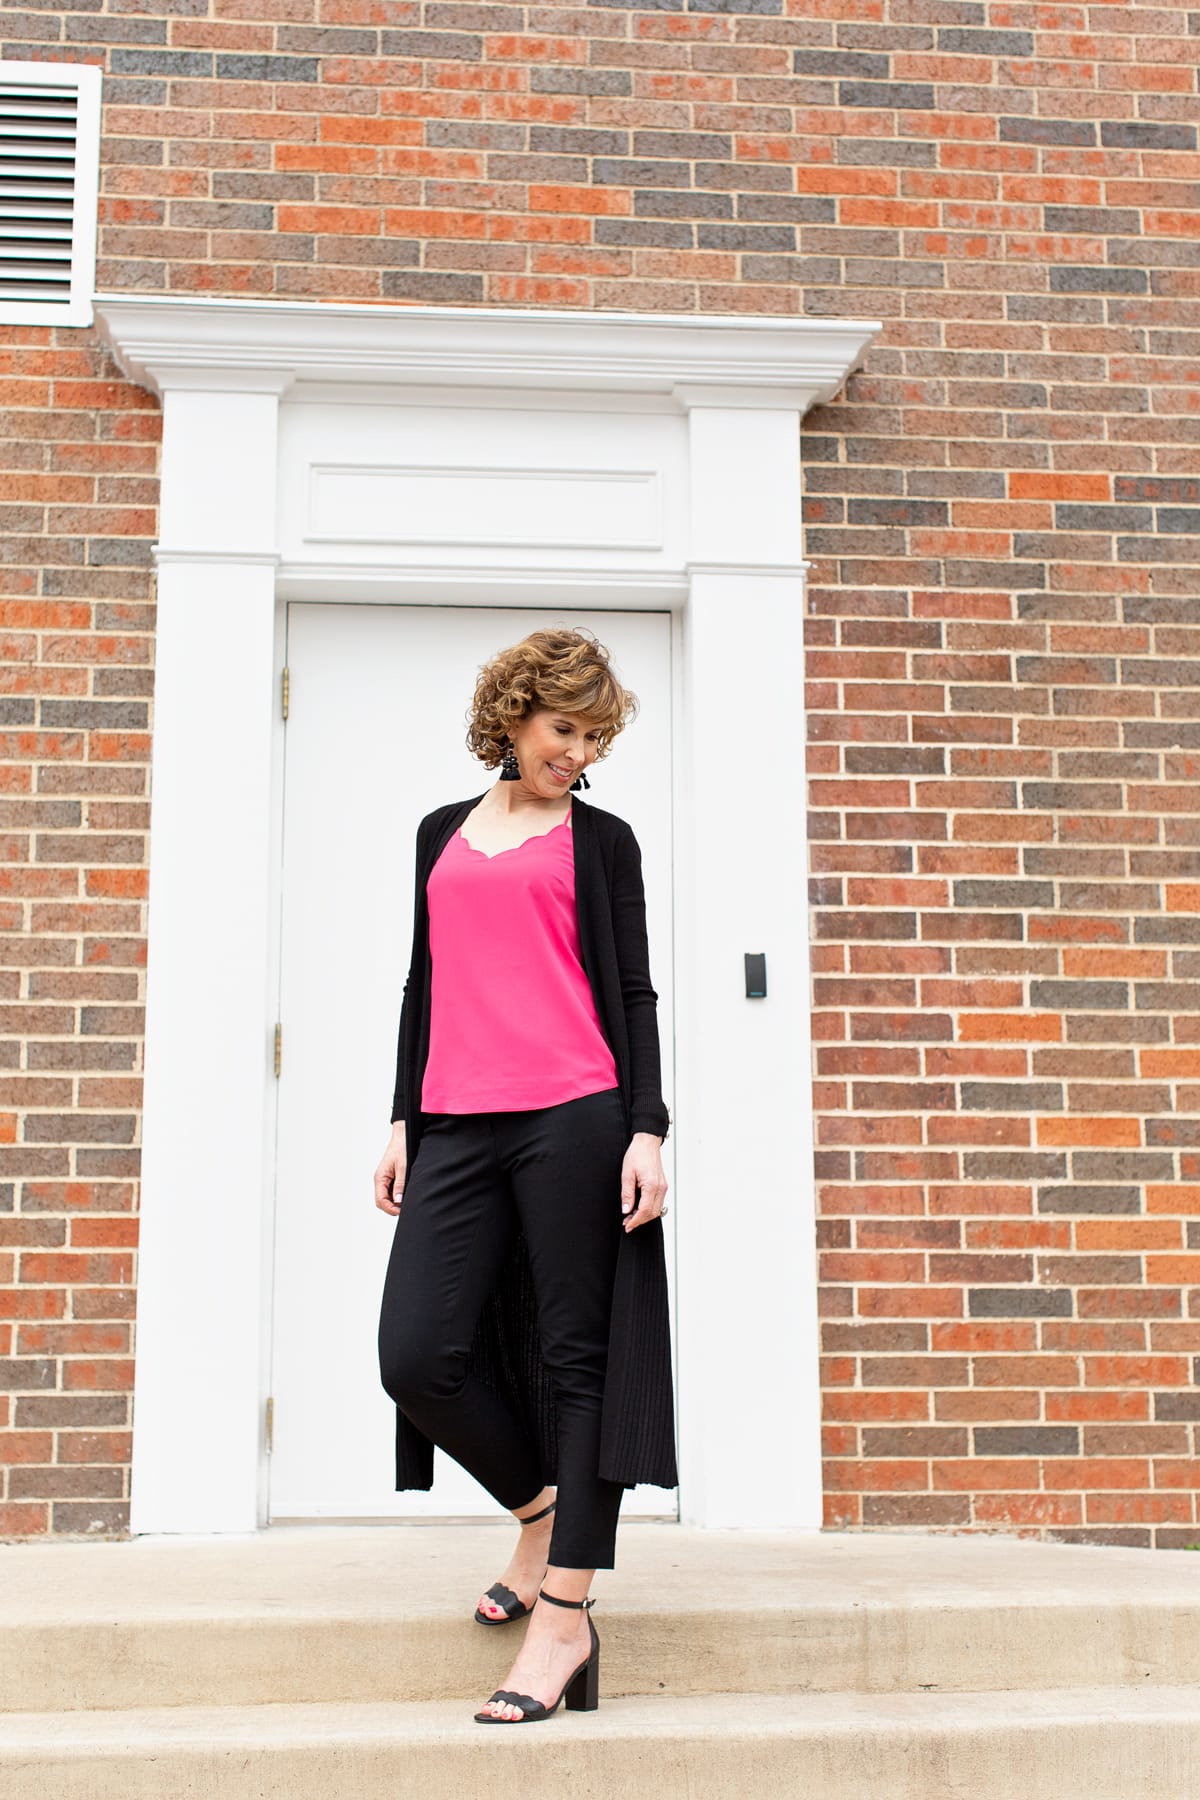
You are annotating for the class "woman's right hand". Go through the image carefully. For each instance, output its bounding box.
[374,1122,407,1215]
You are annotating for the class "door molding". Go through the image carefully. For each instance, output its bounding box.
[94,296,880,1535]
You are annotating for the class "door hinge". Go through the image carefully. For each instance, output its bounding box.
[274,1022,282,1077]
[281,665,289,721]
[265,1396,274,1456]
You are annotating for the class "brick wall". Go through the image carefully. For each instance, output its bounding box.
[1,0,1198,1540]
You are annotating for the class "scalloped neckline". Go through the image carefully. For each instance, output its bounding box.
[457,809,573,862]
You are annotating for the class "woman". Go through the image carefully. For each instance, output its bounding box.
[374,626,677,1727]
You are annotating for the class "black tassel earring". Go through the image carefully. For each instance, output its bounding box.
[570,770,590,791]
[499,737,521,780]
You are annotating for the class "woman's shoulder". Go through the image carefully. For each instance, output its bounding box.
[418,793,487,832]
[413,794,487,855]
[573,797,639,850]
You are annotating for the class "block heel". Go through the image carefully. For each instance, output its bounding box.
[473,1587,600,1723]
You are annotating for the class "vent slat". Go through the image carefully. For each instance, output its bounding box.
[0,232,75,246]
[0,206,75,222]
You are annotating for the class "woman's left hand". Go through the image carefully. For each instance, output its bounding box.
[620,1132,668,1232]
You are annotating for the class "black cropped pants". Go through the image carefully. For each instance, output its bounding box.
[377,1086,629,1570]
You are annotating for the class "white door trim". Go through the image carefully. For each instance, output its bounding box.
[94,297,880,1536]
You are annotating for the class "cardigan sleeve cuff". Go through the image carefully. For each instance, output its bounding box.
[631,1100,670,1143]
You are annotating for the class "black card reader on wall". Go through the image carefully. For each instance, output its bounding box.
[744,952,767,998]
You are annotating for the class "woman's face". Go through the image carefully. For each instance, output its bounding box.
[508,709,602,799]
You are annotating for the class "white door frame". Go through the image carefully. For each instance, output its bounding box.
[94,297,880,1537]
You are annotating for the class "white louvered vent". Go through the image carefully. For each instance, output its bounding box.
[0,62,101,326]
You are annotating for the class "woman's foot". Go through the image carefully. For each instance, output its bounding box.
[475,1491,557,1622]
[475,1582,594,1721]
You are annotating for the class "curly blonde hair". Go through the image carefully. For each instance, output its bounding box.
[466,626,638,768]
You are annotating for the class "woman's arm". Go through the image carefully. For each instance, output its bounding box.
[388,811,435,1127]
[611,822,671,1145]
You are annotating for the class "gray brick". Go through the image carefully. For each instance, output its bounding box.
[961,1082,1064,1111]
[698,222,795,250]
[87,540,153,568]
[0,1359,55,1390]
[697,160,792,192]
[1123,659,1200,689]
[838,137,935,166]
[1158,508,1200,534]
[954,879,1055,908]
[96,78,166,104]
[594,218,693,247]
[1122,243,1194,279]
[39,702,148,730]
[1101,121,1197,150]
[806,466,906,495]
[1008,294,1103,324]
[1074,1152,1175,1182]
[847,498,947,526]
[1156,1393,1200,1421]
[636,189,731,218]
[1044,207,1141,236]
[382,270,484,302]
[743,254,842,282]
[838,21,933,49]
[380,28,481,57]
[999,117,1096,146]
[964,1151,1067,1180]
[427,120,526,150]
[64,13,165,40]
[530,67,632,95]
[0,699,34,725]
[1055,504,1153,532]
[847,256,944,287]
[25,1112,137,1144]
[736,194,835,223]
[968,1288,1073,1317]
[109,48,212,74]
[907,470,1005,498]
[1038,1186,1143,1215]
[487,155,586,182]
[793,49,889,76]
[594,158,690,187]
[215,53,319,80]
[171,202,276,230]
[974,1426,1079,1453]
[1136,917,1200,945]
[840,80,934,109]
[213,173,314,202]
[687,0,782,12]
[1050,266,1148,295]
[529,126,629,154]
[97,137,163,168]
[1117,536,1200,564]
[945,559,1045,589]
[276,25,377,51]
[633,130,732,158]
[424,2,522,25]
[938,27,1033,52]
[1030,979,1128,1009]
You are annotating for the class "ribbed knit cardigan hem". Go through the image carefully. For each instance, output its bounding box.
[389,792,678,1494]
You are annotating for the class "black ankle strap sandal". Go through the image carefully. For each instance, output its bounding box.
[473,1499,557,1626]
[473,1586,600,1724]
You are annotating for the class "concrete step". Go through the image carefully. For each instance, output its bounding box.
[5,1522,1200,1713]
[2,1685,1198,1799]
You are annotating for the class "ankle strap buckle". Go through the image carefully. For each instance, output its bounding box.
[538,1587,594,1610]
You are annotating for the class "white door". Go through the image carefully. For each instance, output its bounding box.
[269,602,677,1520]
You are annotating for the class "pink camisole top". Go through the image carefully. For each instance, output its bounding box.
[419,807,620,1114]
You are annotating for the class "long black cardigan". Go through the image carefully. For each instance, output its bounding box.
[387,791,678,1492]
